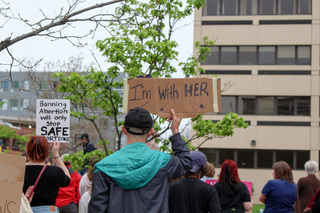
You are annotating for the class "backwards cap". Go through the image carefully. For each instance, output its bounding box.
[124,107,153,135]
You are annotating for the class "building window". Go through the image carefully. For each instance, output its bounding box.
[276,150,294,168]
[240,0,258,15]
[237,150,254,168]
[10,99,19,110]
[202,47,219,65]
[202,0,311,16]
[277,97,294,115]
[258,46,275,64]
[200,148,309,170]
[22,81,30,91]
[221,96,237,114]
[299,0,312,14]
[260,0,275,15]
[277,46,295,64]
[297,97,310,115]
[219,96,310,116]
[1,81,9,91]
[239,46,256,65]
[41,81,48,90]
[257,97,275,115]
[222,0,238,15]
[257,150,273,168]
[202,45,311,65]
[218,149,234,166]
[279,0,295,15]
[13,81,19,91]
[240,96,256,114]
[221,47,237,64]
[296,151,309,169]
[297,46,311,64]
[21,99,29,110]
[202,0,220,16]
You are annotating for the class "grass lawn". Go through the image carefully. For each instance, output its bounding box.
[252,204,265,213]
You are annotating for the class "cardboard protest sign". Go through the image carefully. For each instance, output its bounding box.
[123,77,221,118]
[0,153,26,213]
[36,99,70,143]
[206,180,253,197]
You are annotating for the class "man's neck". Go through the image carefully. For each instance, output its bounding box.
[127,135,147,145]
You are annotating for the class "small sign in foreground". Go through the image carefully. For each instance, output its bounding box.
[123,77,221,118]
[0,153,26,213]
[36,99,70,143]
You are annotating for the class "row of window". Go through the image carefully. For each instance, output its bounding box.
[0,99,29,110]
[200,148,309,170]
[202,46,311,65]
[217,96,310,116]
[202,0,312,16]
[0,80,30,91]
[0,80,54,91]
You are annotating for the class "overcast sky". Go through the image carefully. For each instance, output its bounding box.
[0,0,194,77]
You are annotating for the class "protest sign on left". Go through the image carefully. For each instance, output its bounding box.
[0,153,26,212]
[36,99,70,143]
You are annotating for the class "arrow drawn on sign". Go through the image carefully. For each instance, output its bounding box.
[141,101,150,108]
[160,101,171,111]
[185,99,205,108]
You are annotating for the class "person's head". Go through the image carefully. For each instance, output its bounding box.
[61,154,71,166]
[218,159,240,184]
[272,161,294,183]
[185,151,207,179]
[203,162,215,178]
[122,107,154,142]
[304,160,318,175]
[87,156,101,181]
[80,133,89,144]
[26,135,50,163]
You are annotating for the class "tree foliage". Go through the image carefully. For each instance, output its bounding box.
[52,0,249,160]
[0,125,30,151]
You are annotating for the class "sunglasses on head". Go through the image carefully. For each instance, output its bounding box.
[34,138,42,154]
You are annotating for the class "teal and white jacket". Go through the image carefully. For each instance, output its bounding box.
[88,133,192,213]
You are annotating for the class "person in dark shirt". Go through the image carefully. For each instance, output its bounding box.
[23,135,71,213]
[169,151,222,213]
[295,160,320,213]
[80,133,96,175]
[80,133,96,154]
[214,160,252,213]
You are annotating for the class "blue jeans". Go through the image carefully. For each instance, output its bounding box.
[31,205,59,213]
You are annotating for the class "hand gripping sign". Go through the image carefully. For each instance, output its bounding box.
[123,76,221,118]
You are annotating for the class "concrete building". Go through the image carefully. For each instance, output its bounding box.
[0,71,126,151]
[193,0,316,202]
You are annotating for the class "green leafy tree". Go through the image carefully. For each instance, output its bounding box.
[0,125,30,152]
[53,0,249,159]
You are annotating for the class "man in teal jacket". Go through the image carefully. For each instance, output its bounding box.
[88,107,192,213]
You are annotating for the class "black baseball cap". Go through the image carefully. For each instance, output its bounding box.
[124,107,153,135]
[80,133,89,140]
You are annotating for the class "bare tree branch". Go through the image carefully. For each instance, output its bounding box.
[0,0,124,52]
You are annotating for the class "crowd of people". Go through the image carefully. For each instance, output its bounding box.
[20,107,320,213]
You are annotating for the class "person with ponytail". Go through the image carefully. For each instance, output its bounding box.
[214,160,252,213]
[23,135,71,213]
